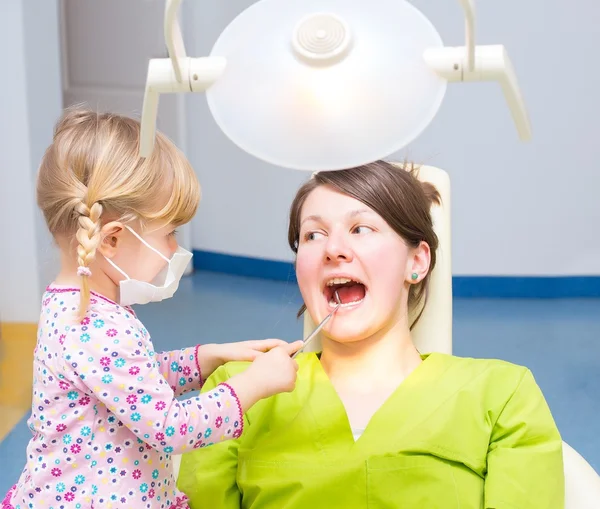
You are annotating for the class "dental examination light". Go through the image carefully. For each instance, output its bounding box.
[139,0,531,170]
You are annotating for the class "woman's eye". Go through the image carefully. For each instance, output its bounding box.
[352,225,374,235]
[168,230,178,238]
[304,231,325,242]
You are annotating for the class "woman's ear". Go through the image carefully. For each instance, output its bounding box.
[406,241,431,284]
[97,222,124,259]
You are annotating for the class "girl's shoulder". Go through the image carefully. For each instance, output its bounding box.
[43,285,138,318]
[41,286,144,341]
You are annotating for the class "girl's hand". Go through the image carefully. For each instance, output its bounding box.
[197,339,299,379]
[227,342,303,412]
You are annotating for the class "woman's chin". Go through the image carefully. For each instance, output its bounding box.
[322,327,373,346]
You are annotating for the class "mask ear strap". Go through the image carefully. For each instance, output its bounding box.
[105,256,131,280]
[126,225,170,262]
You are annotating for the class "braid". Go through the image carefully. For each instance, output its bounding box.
[75,200,103,318]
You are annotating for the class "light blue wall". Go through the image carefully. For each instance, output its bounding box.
[0,0,62,321]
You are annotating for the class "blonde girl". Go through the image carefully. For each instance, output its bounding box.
[2,109,300,509]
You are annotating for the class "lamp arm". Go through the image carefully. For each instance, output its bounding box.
[165,0,186,83]
[139,0,226,157]
[458,0,476,71]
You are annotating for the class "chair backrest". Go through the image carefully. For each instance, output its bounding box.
[562,441,600,507]
[302,164,453,355]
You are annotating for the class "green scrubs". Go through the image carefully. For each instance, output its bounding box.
[178,352,564,508]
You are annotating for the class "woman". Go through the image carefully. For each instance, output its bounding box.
[177,161,564,508]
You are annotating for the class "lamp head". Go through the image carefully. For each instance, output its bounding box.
[205,0,446,170]
[139,0,531,167]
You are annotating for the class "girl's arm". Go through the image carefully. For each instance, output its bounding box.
[156,346,204,396]
[61,317,264,455]
[158,339,291,396]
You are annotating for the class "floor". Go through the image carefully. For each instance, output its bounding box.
[0,323,37,443]
[1,270,599,491]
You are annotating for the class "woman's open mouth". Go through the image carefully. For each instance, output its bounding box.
[324,277,367,308]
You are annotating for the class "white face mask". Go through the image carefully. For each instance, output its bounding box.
[105,226,193,307]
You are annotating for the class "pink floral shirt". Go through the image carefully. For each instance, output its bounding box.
[3,287,243,509]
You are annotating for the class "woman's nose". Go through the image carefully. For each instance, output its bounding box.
[323,232,353,263]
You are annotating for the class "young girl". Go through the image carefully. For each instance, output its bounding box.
[2,109,301,509]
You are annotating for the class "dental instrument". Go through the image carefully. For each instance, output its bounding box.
[292,291,341,359]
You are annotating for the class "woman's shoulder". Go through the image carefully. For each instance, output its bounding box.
[429,352,538,400]
[431,352,528,374]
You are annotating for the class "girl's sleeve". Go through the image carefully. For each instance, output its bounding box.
[156,346,204,396]
[61,314,245,456]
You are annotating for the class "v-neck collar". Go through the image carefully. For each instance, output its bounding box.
[301,352,453,455]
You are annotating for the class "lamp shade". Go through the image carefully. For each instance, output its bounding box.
[205,0,447,170]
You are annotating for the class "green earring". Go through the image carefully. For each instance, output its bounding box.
[411,273,419,281]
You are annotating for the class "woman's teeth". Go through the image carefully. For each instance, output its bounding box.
[327,277,354,286]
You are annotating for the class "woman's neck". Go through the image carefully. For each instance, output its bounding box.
[320,323,422,393]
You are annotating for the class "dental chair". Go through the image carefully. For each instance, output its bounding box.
[303,164,600,508]
[173,165,600,507]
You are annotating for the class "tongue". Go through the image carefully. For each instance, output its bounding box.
[336,283,366,304]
